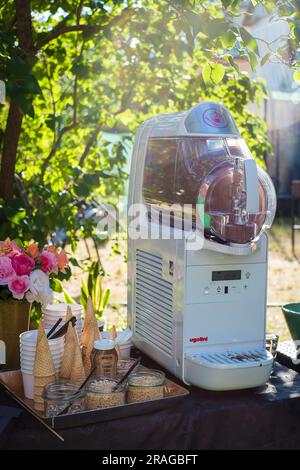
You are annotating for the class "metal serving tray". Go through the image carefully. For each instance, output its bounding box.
[0,369,189,430]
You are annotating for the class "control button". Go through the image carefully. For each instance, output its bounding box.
[204,286,210,295]
[217,286,221,293]
[246,272,251,279]
[244,284,248,290]
[224,286,229,294]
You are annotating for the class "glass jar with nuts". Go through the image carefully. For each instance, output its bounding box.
[86,376,126,410]
[127,370,165,404]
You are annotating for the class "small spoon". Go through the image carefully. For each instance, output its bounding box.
[112,357,141,392]
[48,316,77,340]
[57,365,97,416]
[46,318,62,339]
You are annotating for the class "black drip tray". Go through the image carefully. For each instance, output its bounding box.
[277,340,300,372]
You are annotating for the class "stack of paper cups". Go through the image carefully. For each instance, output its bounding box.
[20,329,64,399]
[43,303,83,342]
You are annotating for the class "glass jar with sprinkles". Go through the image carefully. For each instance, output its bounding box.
[127,370,165,404]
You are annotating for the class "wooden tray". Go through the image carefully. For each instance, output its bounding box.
[0,369,189,430]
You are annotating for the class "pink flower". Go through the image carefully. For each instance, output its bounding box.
[0,238,21,258]
[48,246,69,272]
[26,242,40,259]
[11,253,35,276]
[39,250,58,274]
[0,256,16,285]
[8,275,30,300]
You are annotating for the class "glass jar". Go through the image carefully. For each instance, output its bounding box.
[93,339,118,377]
[117,358,139,376]
[127,370,165,404]
[42,383,86,417]
[86,376,126,410]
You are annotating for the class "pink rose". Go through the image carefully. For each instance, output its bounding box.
[0,256,16,285]
[48,246,69,272]
[11,253,35,276]
[0,238,21,258]
[8,275,30,300]
[39,250,58,273]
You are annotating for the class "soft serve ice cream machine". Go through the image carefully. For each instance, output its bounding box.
[127,102,277,391]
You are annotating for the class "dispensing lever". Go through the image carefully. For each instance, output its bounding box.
[244,159,259,213]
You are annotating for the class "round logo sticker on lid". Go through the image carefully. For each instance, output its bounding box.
[202,108,228,129]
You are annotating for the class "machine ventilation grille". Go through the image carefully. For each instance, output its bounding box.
[135,249,173,356]
[185,349,271,368]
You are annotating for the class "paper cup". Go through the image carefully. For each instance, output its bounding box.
[20,329,64,345]
[21,340,64,349]
[43,303,83,318]
[119,343,132,359]
[21,370,34,399]
[21,351,63,361]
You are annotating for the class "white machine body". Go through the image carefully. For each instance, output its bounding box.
[127,102,276,391]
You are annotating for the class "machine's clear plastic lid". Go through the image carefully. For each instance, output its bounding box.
[197,154,276,244]
[142,119,276,246]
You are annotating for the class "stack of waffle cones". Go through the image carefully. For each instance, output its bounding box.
[70,336,86,385]
[111,325,120,358]
[82,297,100,375]
[33,321,56,412]
[60,306,86,384]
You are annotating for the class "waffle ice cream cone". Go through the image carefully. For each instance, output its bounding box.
[34,401,44,412]
[111,325,120,357]
[82,297,100,349]
[70,336,86,385]
[33,321,56,412]
[65,305,73,322]
[33,321,56,378]
[60,322,76,380]
[34,374,56,388]
[83,321,99,375]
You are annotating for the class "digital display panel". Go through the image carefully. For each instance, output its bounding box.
[212,270,242,282]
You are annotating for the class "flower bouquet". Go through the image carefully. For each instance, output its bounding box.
[0,238,71,369]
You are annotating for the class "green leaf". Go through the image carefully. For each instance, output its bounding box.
[240,27,259,54]
[81,278,89,298]
[294,70,300,84]
[221,30,236,49]
[87,271,93,297]
[51,278,63,293]
[69,257,80,268]
[203,63,225,85]
[248,50,258,71]
[261,52,272,67]
[206,19,230,41]
[101,288,110,311]
[221,0,232,8]
[228,56,239,72]
[63,289,75,304]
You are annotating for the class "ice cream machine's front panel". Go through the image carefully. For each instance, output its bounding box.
[185,263,264,304]
[183,259,267,350]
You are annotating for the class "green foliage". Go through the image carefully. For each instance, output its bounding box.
[0,0,297,247]
[80,261,110,319]
[203,63,225,85]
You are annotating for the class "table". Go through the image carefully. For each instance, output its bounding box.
[1,360,300,450]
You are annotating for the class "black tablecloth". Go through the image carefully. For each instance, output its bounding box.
[1,360,300,450]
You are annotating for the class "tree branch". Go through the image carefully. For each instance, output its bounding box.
[34,7,135,51]
[78,100,130,168]
[38,38,86,184]
[79,125,102,167]
[38,123,76,185]
[0,0,34,201]
[76,0,85,25]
